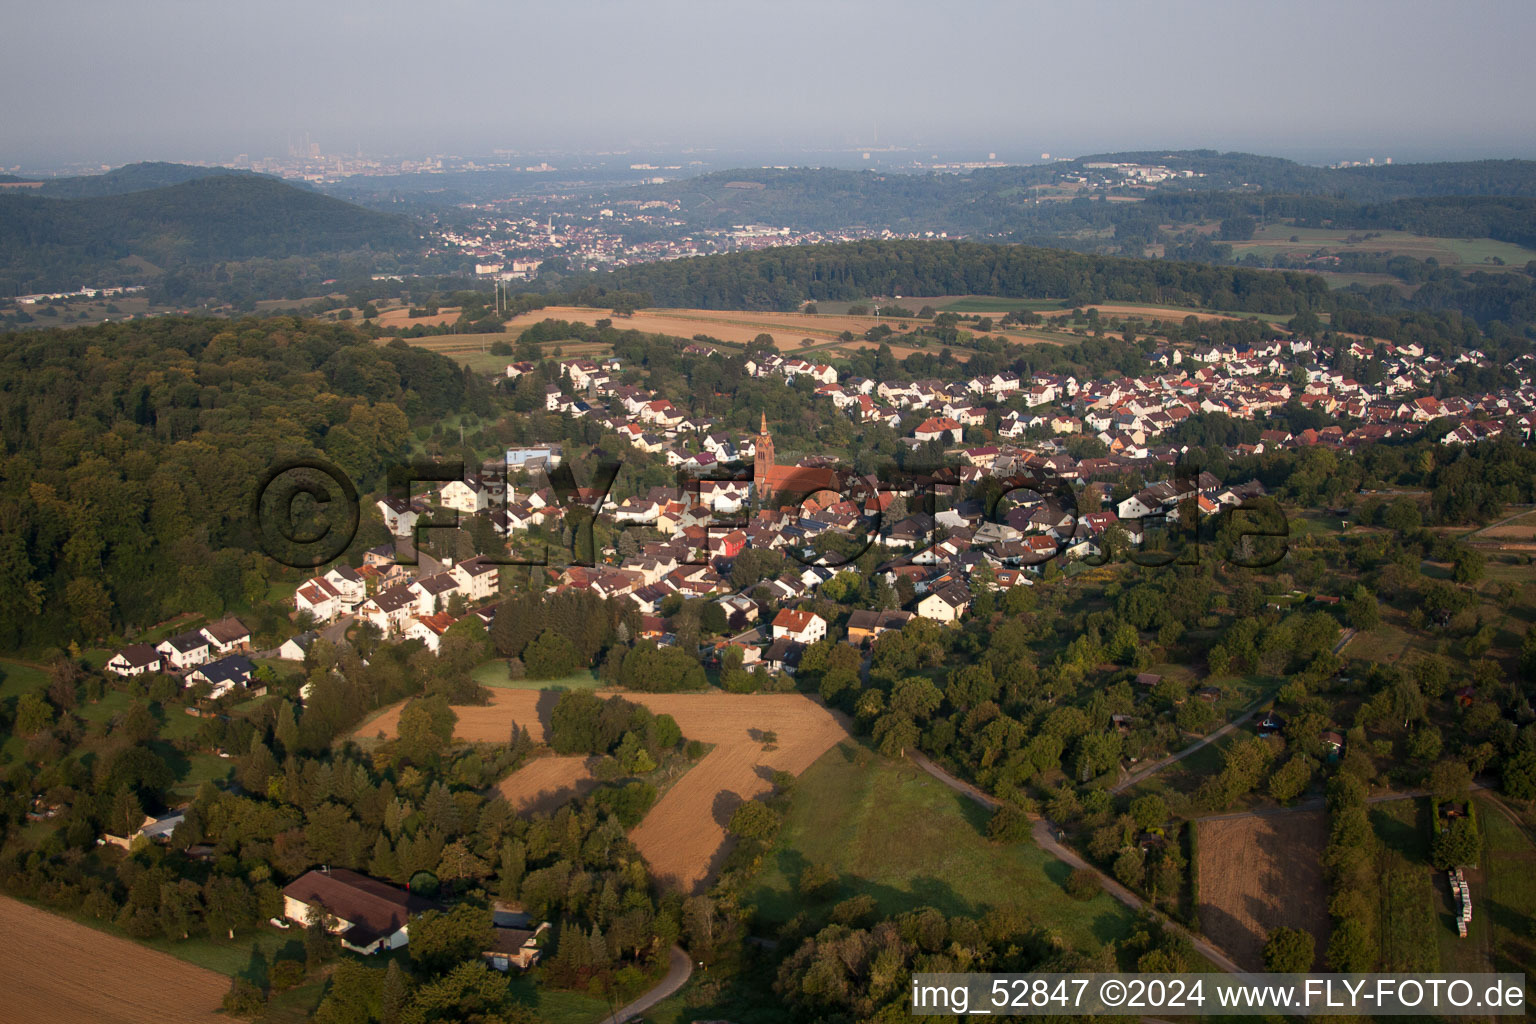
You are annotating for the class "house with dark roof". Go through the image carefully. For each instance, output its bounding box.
[282,868,441,955]
[845,609,913,646]
[107,644,163,677]
[156,630,211,670]
[199,615,251,655]
[187,654,255,699]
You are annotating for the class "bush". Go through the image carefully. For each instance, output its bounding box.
[590,781,657,827]
[221,978,266,1018]
[1262,926,1315,972]
[986,803,1032,843]
[797,862,839,901]
[727,800,780,841]
[269,958,306,991]
[1065,868,1100,901]
[829,894,877,927]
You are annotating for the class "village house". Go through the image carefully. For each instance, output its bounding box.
[450,557,501,602]
[410,573,462,616]
[295,577,344,624]
[282,868,441,955]
[360,585,419,636]
[770,608,827,645]
[376,497,420,537]
[199,615,251,655]
[107,644,163,677]
[186,654,256,699]
[156,630,211,670]
[404,612,457,654]
[277,631,320,662]
[845,608,913,646]
[913,416,964,444]
[483,919,551,971]
[915,582,972,623]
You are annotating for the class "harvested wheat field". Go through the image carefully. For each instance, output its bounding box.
[1197,810,1330,970]
[500,305,1058,354]
[363,689,849,893]
[0,896,228,1024]
[499,755,602,814]
[374,305,462,328]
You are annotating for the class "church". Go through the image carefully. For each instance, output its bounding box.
[753,413,838,505]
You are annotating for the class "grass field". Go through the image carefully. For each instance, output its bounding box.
[1231,223,1536,269]
[1370,798,1444,971]
[1479,797,1536,978]
[0,658,48,700]
[745,741,1136,951]
[471,661,604,691]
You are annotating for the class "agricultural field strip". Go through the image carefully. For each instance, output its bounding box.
[0,896,229,1024]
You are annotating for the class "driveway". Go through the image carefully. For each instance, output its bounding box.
[596,944,692,1024]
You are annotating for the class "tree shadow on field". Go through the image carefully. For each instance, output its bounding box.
[712,789,745,828]
[239,946,270,988]
[533,689,560,739]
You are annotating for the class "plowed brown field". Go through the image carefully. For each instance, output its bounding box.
[364,689,849,893]
[498,755,601,814]
[1197,811,1330,970]
[0,897,228,1023]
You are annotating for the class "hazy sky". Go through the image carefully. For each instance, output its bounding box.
[6,0,1535,168]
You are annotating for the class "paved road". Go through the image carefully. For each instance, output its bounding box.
[906,750,1245,974]
[596,944,692,1024]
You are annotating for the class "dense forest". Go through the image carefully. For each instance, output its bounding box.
[0,175,416,295]
[579,239,1335,314]
[0,317,486,649]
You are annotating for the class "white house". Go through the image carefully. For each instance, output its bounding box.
[376,498,420,537]
[199,616,251,655]
[770,608,827,645]
[916,583,971,623]
[156,631,211,670]
[440,477,496,515]
[106,644,162,677]
[360,585,419,635]
[409,573,461,615]
[323,566,367,611]
[913,416,963,444]
[403,612,456,654]
[295,578,343,624]
[449,557,500,602]
[282,869,440,956]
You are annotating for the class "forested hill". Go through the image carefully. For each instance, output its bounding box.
[0,317,486,650]
[0,175,417,293]
[1067,151,1536,198]
[583,239,1334,314]
[617,160,1536,241]
[28,161,265,199]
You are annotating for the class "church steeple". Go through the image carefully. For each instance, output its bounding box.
[754,412,776,501]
